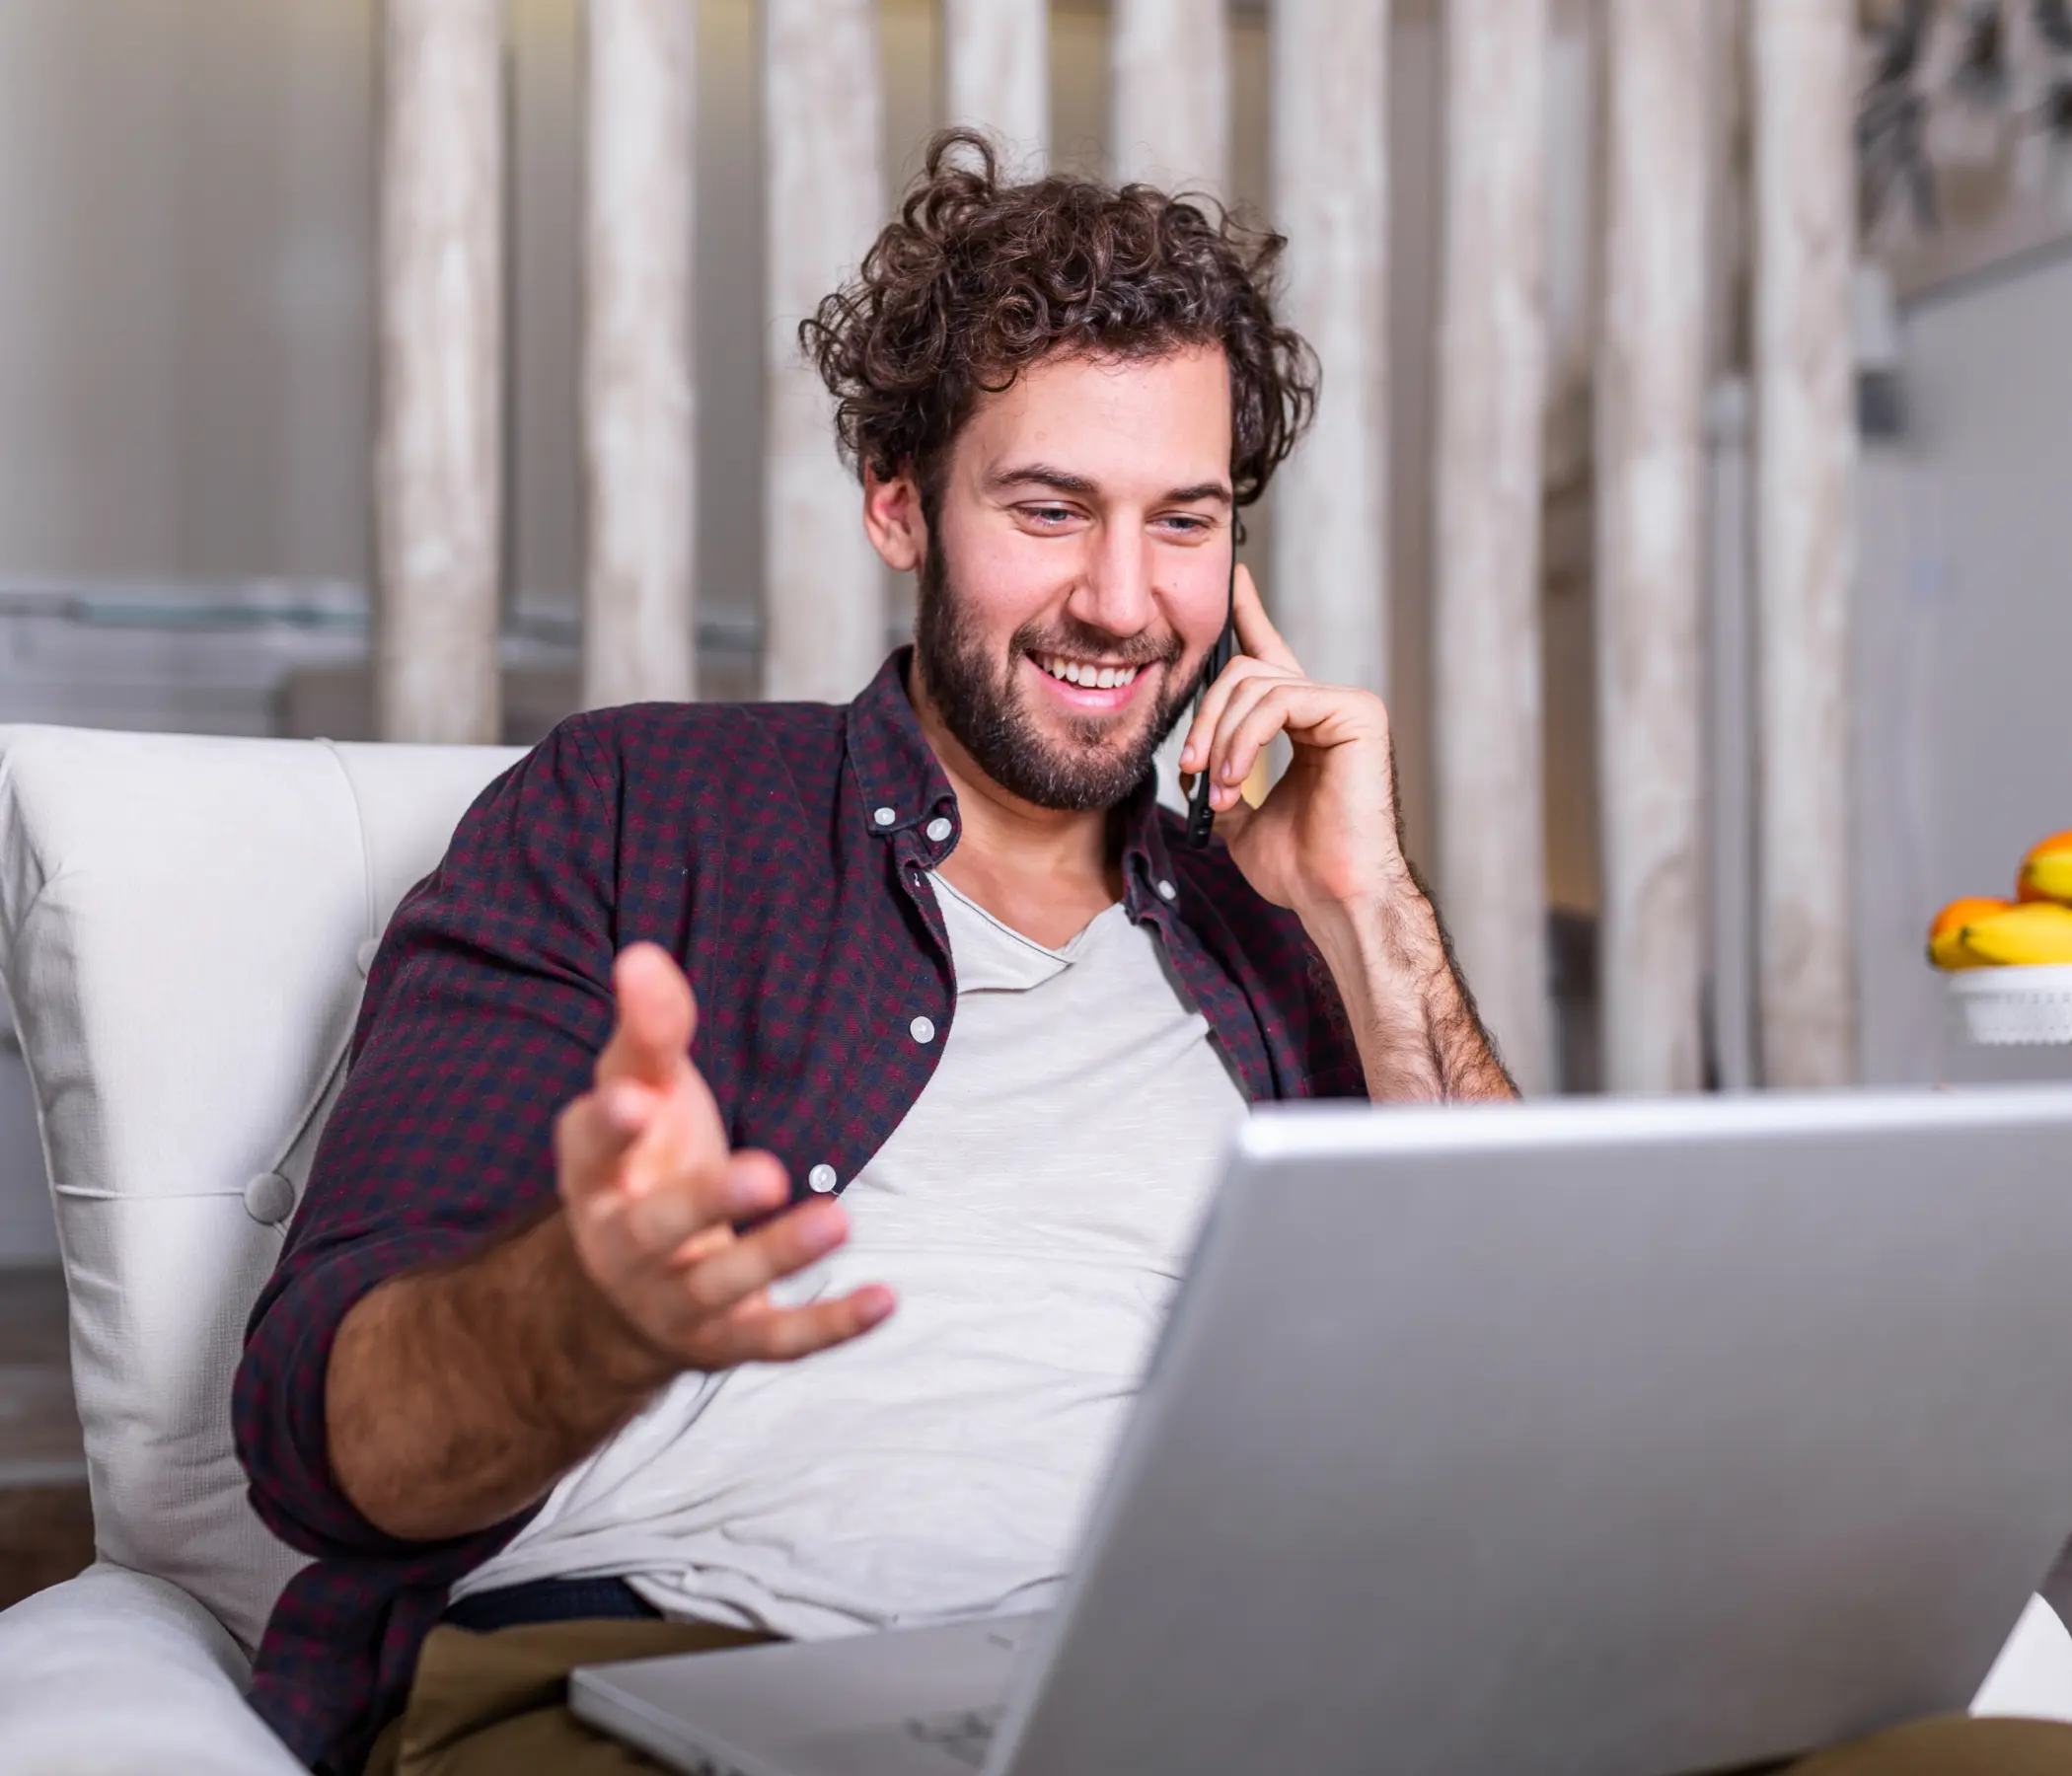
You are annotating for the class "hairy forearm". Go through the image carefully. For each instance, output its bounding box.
[327,1209,676,1543]
[1302,869,1519,1104]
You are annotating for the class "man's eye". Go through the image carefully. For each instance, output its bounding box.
[1025,506,1074,526]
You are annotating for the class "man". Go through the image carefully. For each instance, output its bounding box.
[235,135,2062,1776]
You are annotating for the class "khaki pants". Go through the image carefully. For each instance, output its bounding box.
[360,1617,2072,1776]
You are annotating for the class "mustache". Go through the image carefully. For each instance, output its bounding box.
[1008,619,1183,671]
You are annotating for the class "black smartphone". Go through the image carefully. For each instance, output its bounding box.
[1185,519,1244,850]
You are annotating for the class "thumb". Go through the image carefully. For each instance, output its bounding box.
[1230,565,1302,675]
[597,942,698,1089]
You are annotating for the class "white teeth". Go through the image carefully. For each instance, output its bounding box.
[1038,654,1140,690]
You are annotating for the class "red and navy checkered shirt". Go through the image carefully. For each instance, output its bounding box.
[233,649,1368,1772]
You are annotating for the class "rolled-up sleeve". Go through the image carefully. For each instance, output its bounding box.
[234,712,622,1566]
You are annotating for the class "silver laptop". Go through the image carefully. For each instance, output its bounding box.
[572,1087,2072,1776]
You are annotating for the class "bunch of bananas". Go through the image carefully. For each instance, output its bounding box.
[1929,833,2072,969]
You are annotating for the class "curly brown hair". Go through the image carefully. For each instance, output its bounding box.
[801,129,1318,510]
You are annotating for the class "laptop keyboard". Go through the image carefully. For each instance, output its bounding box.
[903,1707,1002,1769]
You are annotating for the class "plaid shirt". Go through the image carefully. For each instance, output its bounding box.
[233,649,1368,1772]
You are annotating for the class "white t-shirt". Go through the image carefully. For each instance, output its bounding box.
[455,871,1250,1635]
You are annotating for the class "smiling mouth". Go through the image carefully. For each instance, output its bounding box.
[1032,652,1147,691]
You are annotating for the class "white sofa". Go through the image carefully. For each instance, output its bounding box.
[0,720,2067,1773]
[0,724,520,1773]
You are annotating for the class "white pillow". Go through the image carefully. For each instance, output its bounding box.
[0,726,521,1654]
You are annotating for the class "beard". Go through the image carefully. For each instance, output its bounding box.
[913,537,1198,813]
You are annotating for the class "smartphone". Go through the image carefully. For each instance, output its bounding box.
[1185,519,1244,850]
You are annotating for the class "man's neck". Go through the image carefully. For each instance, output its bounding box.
[908,659,1123,950]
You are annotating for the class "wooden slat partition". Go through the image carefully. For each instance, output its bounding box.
[581,0,697,710]
[1595,0,1708,1091]
[1110,0,1228,192]
[1433,0,1555,1093]
[1269,0,1390,702]
[944,0,1048,169]
[374,0,504,744]
[762,0,887,703]
[1752,0,1859,1087]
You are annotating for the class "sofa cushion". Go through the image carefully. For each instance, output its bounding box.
[0,726,521,1654]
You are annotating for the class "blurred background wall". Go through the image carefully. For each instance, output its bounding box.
[0,0,1623,833]
[0,0,2069,1261]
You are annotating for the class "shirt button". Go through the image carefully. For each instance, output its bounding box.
[873,806,896,828]
[925,816,953,844]
[910,1015,936,1045]
[808,1163,838,1193]
[1156,879,1177,902]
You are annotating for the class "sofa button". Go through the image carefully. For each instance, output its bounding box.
[244,1171,296,1226]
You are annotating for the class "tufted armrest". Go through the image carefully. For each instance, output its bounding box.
[0,1562,305,1775]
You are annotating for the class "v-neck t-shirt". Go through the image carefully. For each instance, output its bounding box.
[455,870,1250,1635]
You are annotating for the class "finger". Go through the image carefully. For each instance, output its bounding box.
[1177,655,1288,783]
[1204,675,1293,808]
[614,1144,776,1263]
[676,1195,851,1316]
[597,943,699,1090]
[567,1109,764,1282]
[655,1149,788,1260]
[1213,678,1386,801]
[614,1077,727,1203]
[703,1285,898,1366]
[1229,565,1303,675]
[555,1088,650,1213]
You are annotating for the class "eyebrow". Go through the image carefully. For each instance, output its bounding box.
[986,463,1233,506]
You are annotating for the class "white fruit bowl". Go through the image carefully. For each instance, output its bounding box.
[1949,964,2072,1047]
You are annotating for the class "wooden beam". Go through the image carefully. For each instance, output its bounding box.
[1269,0,1389,699]
[762,0,887,703]
[1595,0,1708,1092]
[1110,0,1228,193]
[580,0,697,710]
[1752,0,1858,1087]
[944,0,1048,170]
[1433,0,1554,1093]
[374,0,504,744]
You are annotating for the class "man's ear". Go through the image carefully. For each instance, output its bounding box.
[862,466,926,573]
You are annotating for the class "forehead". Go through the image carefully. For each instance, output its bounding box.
[950,343,1232,493]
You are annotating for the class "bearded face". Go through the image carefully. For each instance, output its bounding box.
[913,530,1202,813]
[875,345,1237,810]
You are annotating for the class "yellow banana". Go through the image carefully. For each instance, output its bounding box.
[1929,926,1991,970]
[1960,901,2072,966]
[1928,896,2010,970]
[2020,851,2072,906]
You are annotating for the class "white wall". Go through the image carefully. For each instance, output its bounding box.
[0,0,1619,851]
[1855,244,2072,1087]
[0,2,376,587]
[19,0,2022,1267]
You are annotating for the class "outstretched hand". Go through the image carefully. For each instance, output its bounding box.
[555,943,894,1374]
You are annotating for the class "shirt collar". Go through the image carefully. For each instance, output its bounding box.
[845,648,960,841]
[845,647,1180,912]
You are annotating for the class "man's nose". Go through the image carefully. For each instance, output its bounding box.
[1069,526,1156,638]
